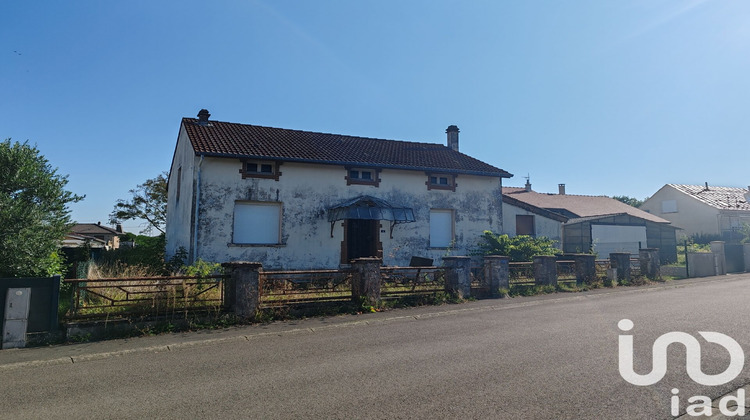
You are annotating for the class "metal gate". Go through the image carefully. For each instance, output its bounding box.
[725,244,745,273]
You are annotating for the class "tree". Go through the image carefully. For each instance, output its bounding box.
[0,139,84,277]
[612,195,645,208]
[110,172,167,234]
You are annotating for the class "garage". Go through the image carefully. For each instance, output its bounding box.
[561,213,679,263]
[591,224,647,257]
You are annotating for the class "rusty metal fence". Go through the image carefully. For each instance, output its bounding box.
[64,275,226,319]
[380,266,445,297]
[259,269,353,307]
[556,260,577,284]
[509,262,534,285]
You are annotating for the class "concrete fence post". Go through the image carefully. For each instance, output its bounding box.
[351,258,382,305]
[610,253,631,283]
[744,244,750,273]
[710,241,727,275]
[221,261,262,320]
[484,255,510,296]
[572,254,596,285]
[639,248,661,280]
[443,256,472,298]
[533,256,558,287]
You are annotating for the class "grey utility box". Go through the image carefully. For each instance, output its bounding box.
[3,288,31,349]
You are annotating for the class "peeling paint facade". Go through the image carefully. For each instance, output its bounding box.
[166,114,511,269]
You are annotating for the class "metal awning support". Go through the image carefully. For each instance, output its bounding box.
[327,195,415,238]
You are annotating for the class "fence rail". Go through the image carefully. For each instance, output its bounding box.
[556,260,577,283]
[381,266,445,297]
[64,275,227,318]
[509,262,534,285]
[260,269,353,307]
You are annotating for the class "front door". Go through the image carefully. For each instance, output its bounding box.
[343,219,380,263]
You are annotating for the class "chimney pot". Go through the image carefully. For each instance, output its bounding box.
[197,109,211,125]
[558,184,566,195]
[446,125,459,152]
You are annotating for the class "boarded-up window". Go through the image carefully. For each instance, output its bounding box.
[661,200,678,213]
[233,202,281,244]
[516,215,535,236]
[430,209,454,247]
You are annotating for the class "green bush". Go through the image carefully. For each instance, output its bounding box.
[475,230,559,262]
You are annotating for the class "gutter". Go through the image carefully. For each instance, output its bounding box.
[192,154,204,263]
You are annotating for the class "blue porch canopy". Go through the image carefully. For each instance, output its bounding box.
[327,195,415,237]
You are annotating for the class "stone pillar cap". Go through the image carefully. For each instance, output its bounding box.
[221,261,263,268]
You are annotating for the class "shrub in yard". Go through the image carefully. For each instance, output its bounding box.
[475,230,558,262]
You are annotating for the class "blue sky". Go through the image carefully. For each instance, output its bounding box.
[2,1,749,233]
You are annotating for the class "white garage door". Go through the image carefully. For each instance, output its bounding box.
[591,225,647,258]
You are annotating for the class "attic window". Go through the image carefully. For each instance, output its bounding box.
[345,167,381,187]
[239,160,282,181]
[426,173,456,192]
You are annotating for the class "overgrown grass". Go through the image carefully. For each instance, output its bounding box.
[65,261,224,319]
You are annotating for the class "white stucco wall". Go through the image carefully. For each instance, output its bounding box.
[165,126,199,259]
[185,158,503,269]
[501,202,563,248]
[640,185,720,238]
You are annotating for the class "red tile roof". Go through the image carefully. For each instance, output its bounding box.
[502,187,672,224]
[668,184,750,211]
[182,118,511,177]
[70,223,122,236]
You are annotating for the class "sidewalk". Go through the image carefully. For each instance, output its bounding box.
[2,272,748,370]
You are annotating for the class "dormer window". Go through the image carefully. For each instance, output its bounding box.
[240,160,282,180]
[426,173,456,191]
[345,167,381,187]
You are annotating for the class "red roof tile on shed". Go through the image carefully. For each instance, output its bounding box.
[182,118,511,177]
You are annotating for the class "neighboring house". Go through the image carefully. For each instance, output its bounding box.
[166,109,512,269]
[68,223,124,251]
[640,183,750,242]
[502,182,678,262]
[501,192,566,247]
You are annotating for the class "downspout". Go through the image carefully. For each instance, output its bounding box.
[192,154,204,264]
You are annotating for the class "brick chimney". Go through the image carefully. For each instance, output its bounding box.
[558,184,566,195]
[197,109,211,126]
[446,125,459,152]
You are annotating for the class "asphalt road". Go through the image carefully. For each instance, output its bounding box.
[3,274,750,419]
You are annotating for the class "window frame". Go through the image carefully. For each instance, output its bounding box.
[429,208,455,248]
[231,201,283,246]
[425,172,457,192]
[345,167,381,187]
[661,200,678,214]
[239,159,282,181]
[515,214,536,236]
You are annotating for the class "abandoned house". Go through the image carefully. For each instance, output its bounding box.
[165,110,512,269]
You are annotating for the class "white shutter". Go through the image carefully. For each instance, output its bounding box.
[430,209,454,247]
[233,202,281,244]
